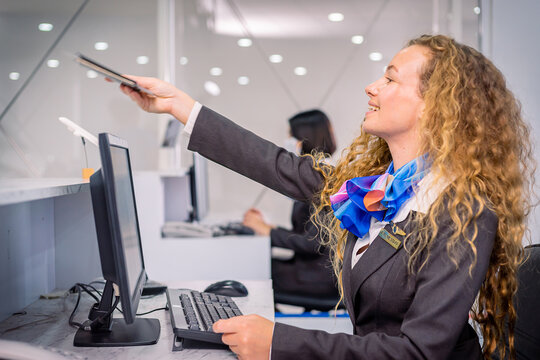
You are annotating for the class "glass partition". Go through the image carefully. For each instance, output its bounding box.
[0,0,159,178]
[174,0,479,218]
[0,0,480,189]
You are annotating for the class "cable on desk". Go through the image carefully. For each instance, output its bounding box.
[68,284,85,329]
[68,282,168,331]
[135,306,169,316]
[68,282,119,331]
[78,283,102,301]
[115,301,169,316]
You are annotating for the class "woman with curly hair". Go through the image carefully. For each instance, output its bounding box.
[120,34,533,359]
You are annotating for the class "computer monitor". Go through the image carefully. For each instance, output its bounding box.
[73,133,160,347]
[189,153,209,222]
[161,118,181,147]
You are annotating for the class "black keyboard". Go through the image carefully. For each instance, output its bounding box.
[166,288,243,344]
[215,222,255,236]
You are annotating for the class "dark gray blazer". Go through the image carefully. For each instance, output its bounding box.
[188,106,497,360]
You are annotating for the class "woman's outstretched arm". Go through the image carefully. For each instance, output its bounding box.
[121,75,326,201]
[188,106,324,202]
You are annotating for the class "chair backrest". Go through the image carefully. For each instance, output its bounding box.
[274,292,344,312]
[513,244,540,359]
[492,244,540,360]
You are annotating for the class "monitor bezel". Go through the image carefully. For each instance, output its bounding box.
[189,153,209,222]
[98,133,146,324]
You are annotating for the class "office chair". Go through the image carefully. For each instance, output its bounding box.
[492,244,540,359]
[274,292,344,312]
[271,252,344,312]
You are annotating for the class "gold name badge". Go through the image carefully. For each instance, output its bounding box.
[380,229,402,250]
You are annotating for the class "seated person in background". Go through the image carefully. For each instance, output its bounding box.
[242,110,340,304]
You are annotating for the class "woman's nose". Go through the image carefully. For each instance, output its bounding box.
[365,81,378,97]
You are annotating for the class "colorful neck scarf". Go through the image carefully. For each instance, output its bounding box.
[330,155,429,238]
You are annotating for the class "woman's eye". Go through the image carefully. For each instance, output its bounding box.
[385,77,394,83]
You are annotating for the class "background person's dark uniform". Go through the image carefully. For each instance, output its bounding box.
[270,201,339,299]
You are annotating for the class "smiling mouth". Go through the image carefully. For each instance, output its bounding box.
[368,105,380,112]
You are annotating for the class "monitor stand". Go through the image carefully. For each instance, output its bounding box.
[73,281,160,347]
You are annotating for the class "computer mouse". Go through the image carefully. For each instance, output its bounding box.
[204,280,249,297]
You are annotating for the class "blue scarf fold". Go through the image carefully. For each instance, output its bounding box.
[330,155,429,238]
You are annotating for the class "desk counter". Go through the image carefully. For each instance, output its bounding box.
[0,280,274,359]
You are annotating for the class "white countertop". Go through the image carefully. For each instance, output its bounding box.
[0,178,89,206]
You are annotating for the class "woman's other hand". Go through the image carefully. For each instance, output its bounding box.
[119,75,195,124]
[213,315,274,360]
[243,208,273,236]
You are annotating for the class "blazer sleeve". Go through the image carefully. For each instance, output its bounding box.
[187,106,325,202]
[270,223,322,255]
[271,206,498,359]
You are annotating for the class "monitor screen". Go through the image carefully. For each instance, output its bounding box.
[108,145,144,307]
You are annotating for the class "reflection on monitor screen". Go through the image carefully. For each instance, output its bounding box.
[110,146,144,303]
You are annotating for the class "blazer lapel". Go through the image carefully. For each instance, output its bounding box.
[342,232,357,312]
[349,212,416,301]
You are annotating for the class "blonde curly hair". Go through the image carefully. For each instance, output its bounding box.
[309,34,534,359]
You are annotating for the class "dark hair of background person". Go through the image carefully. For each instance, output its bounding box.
[288,109,336,156]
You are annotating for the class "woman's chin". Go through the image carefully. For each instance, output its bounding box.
[362,121,380,137]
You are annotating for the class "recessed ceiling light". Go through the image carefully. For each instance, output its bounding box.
[328,13,344,22]
[136,56,149,65]
[47,59,60,68]
[94,42,108,51]
[369,52,383,62]
[9,72,20,80]
[473,6,481,15]
[210,67,223,76]
[269,54,283,63]
[238,76,250,85]
[294,67,307,76]
[204,81,221,96]
[86,70,98,79]
[237,38,252,47]
[351,35,364,45]
[179,56,189,65]
[38,23,53,32]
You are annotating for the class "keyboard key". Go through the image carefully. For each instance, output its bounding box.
[208,305,220,323]
[224,307,235,318]
[186,313,198,325]
[194,300,214,331]
[216,307,228,319]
